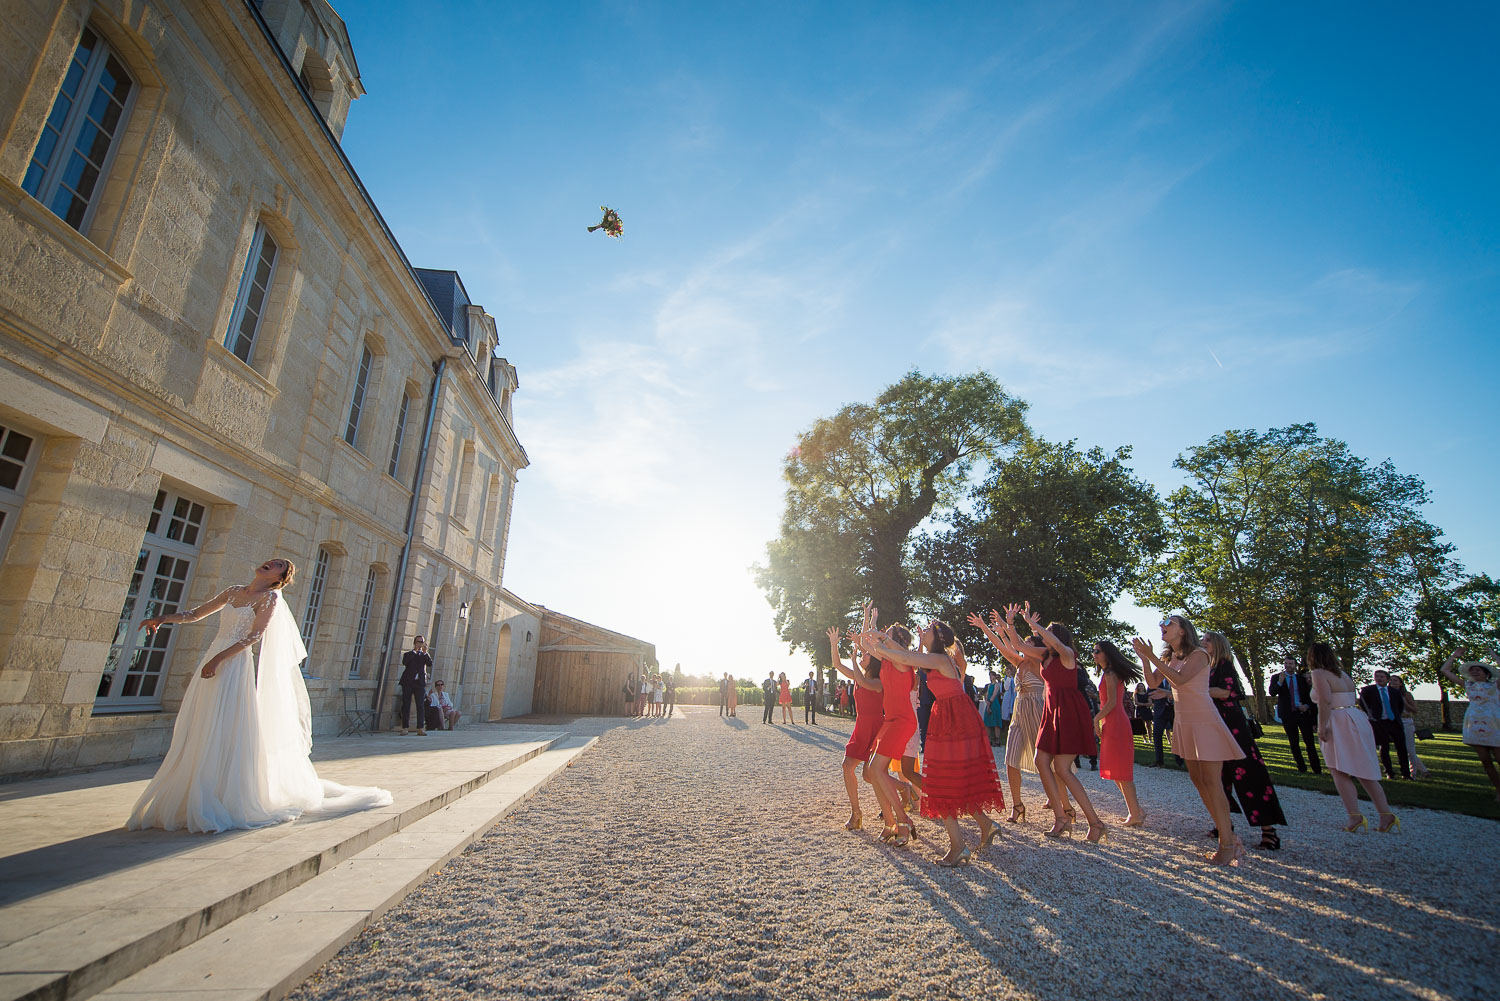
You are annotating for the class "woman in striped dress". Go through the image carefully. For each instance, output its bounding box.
[969,611,1045,824]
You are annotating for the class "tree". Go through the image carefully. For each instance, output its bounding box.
[1136,425,1317,718]
[1139,424,1460,717]
[754,370,1029,669]
[917,439,1165,660]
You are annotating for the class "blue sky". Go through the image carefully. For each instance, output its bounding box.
[332,0,1499,681]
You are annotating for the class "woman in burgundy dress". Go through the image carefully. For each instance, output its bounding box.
[995,604,1106,843]
[1204,632,1287,850]
[1092,641,1145,827]
[861,619,1002,866]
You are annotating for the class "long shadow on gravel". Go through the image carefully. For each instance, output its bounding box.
[771,726,849,753]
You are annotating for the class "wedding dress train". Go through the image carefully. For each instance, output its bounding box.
[127,588,391,833]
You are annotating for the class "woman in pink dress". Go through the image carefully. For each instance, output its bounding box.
[777,672,793,724]
[1132,616,1244,866]
[1310,642,1399,833]
[1092,640,1144,827]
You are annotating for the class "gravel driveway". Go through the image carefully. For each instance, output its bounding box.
[288,706,1491,1001]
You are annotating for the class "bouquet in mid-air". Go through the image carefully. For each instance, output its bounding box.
[588,206,623,238]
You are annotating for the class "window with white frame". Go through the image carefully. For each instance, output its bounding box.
[0,424,40,561]
[301,546,331,658]
[22,26,135,233]
[388,392,410,478]
[224,223,279,364]
[96,489,207,712]
[349,566,377,678]
[344,345,373,446]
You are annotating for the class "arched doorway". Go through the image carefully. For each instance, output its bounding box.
[489,622,513,721]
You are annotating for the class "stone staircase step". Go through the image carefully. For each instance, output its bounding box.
[0,731,565,1001]
[95,734,597,1001]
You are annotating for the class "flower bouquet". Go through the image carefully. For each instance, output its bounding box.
[588,206,623,238]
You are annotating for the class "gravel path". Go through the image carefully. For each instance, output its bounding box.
[289,706,1492,1001]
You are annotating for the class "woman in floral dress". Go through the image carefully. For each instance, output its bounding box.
[1204,632,1287,850]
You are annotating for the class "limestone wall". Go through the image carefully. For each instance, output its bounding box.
[0,0,530,778]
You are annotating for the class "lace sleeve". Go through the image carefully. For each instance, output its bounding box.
[241,590,280,647]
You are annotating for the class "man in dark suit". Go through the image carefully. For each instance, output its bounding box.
[1360,669,1410,779]
[398,635,431,736]
[762,673,778,724]
[1269,654,1322,773]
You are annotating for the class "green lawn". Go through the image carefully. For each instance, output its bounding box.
[1132,730,1500,821]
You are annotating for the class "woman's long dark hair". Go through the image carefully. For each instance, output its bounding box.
[1307,642,1343,676]
[1094,640,1143,684]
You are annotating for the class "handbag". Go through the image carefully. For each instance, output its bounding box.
[1246,716,1264,739]
[1415,727,1435,741]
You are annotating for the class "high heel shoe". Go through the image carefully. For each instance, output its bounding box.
[1123,813,1145,828]
[845,812,863,831]
[936,846,971,868]
[979,820,999,850]
[1258,828,1280,851]
[1044,816,1074,839]
[1008,803,1027,824]
[879,824,899,842]
[1086,822,1108,844]
[1377,813,1401,834]
[1342,815,1368,834]
[891,822,914,847]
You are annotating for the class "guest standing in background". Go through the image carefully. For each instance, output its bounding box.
[777,672,792,724]
[1310,642,1399,832]
[718,673,729,717]
[1441,648,1500,803]
[1147,678,1176,767]
[1133,616,1244,866]
[999,665,1018,745]
[1204,632,1287,851]
[726,673,738,717]
[1270,654,1322,774]
[1092,641,1145,827]
[982,669,1006,746]
[665,673,678,719]
[1387,676,1429,779]
[762,673,778,725]
[1359,670,1411,780]
[397,635,430,736]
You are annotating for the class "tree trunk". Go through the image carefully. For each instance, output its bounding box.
[1245,642,1268,723]
[867,526,910,626]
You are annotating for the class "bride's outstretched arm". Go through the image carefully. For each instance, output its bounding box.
[141,587,236,634]
[199,592,280,679]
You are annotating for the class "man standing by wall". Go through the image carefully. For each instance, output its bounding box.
[1360,669,1411,780]
[398,636,431,736]
[719,673,729,716]
[762,672,778,724]
[1269,653,1322,773]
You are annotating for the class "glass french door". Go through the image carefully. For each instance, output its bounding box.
[95,489,206,712]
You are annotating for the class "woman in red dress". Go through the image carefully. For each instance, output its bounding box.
[1093,640,1145,827]
[853,618,920,845]
[829,626,887,832]
[861,619,1001,866]
[777,672,793,724]
[996,603,1106,843]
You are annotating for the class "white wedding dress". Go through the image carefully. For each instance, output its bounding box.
[128,587,392,833]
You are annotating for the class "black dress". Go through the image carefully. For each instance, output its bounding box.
[1210,659,1287,829]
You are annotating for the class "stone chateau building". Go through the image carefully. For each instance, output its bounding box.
[0,0,652,779]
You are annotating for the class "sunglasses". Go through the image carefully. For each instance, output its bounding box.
[1159,618,1174,627]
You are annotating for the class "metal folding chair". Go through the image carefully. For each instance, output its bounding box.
[338,687,377,736]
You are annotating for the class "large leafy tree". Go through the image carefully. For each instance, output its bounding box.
[754,370,1029,668]
[917,439,1165,661]
[1139,424,1458,715]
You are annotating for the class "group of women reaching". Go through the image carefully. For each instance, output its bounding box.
[829,600,1404,868]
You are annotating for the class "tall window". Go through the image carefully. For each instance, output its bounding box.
[301,547,331,657]
[97,489,207,711]
[349,566,377,678]
[225,223,279,363]
[388,392,410,477]
[23,27,135,232]
[0,424,39,561]
[344,345,373,446]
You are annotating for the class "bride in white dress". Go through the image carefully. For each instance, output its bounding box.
[128,558,392,833]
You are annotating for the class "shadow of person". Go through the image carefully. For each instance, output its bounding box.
[721,715,750,730]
